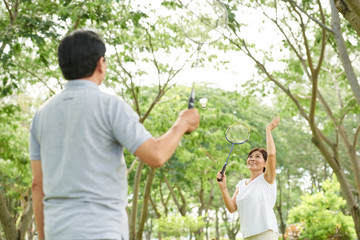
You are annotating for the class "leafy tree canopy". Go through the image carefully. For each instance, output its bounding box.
[287,174,356,240]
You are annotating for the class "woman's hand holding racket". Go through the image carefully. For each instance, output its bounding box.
[216,171,226,187]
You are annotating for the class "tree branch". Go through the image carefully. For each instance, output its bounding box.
[321,67,345,108]
[264,10,311,80]
[233,37,310,121]
[126,157,139,175]
[0,182,26,199]
[163,174,185,216]
[16,64,56,95]
[149,195,161,219]
[314,0,328,76]
[113,45,141,117]
[316,91,338,149]
[289,2,315,77]
[353,124,360,152]
[158,181,169,216]
[176,185,187,214]
[283,0,334,33]
[3,0,13,25]
[144,28,161,85]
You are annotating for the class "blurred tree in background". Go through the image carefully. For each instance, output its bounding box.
[287,175,356,239]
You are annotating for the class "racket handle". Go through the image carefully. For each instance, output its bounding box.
[188,85,195,109]
[217,163,227,182]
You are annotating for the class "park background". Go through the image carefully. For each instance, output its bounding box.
[0,0,360,239]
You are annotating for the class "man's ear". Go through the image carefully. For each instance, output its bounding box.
[97,56,106,74]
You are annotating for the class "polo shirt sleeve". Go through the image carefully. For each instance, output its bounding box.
[236,180,243,189]
[109,96,152,154]
[29,112,41,160]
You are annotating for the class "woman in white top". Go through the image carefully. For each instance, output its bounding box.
[217,117,280,240]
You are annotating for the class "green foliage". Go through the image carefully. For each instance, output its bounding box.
[0,0,64,96]
[0,103,30,172]
[0,100,32,224]
[287,175,356,240]
[155,214,205,238]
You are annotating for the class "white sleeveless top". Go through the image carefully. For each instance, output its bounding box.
[235,174,278,238]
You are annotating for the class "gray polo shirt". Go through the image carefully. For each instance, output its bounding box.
[29,80,152,240]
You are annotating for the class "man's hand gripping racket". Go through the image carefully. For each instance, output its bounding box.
[176,84,199,135]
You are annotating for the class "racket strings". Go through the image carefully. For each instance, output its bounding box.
[225,123,250,144]
[181,0,228,45]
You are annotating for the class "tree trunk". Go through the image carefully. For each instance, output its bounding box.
[27,217,36,240]
[129,161,144,240]
[221,209,240,240]
[18,198,33,240]
[276,176,286,239]
[0,190,18,240]
[330,0,360,106]
[332,166,360,238]
[135,167,156,240]
[195,178,214,239]
[0,189,33,240]
[215,208,219,240]
[334,0,360,35]
[205,217,209,240]
[144,218,152,240]
[228,231,236,240]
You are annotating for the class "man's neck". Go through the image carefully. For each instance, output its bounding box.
[82,75,102,86]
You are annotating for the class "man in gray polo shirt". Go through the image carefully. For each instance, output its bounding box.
[30,30,200,240]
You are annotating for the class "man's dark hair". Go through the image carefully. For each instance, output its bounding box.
[58,30,106,80]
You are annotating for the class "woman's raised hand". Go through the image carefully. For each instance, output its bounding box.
[266,116,280,131]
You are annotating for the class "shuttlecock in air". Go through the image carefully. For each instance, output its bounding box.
[199,98,208,109]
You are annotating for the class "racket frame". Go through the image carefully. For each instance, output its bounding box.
[217,122,250,182]
[180,0,229,45]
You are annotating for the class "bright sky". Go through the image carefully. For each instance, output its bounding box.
[27,0,285,105]
[140,0,284,92]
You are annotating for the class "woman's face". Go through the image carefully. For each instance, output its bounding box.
[247,150,266,172]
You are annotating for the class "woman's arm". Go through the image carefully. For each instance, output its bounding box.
[216,172,238,213]
[264,116,280,184]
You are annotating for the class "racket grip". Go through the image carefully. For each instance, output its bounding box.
[188,85,195,109]
[217,163,227,182]
[188,97,195,109]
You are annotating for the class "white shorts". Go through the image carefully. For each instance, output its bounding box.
[244,229,278,240]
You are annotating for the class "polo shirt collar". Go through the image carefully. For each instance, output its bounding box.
[65,79,99,89]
